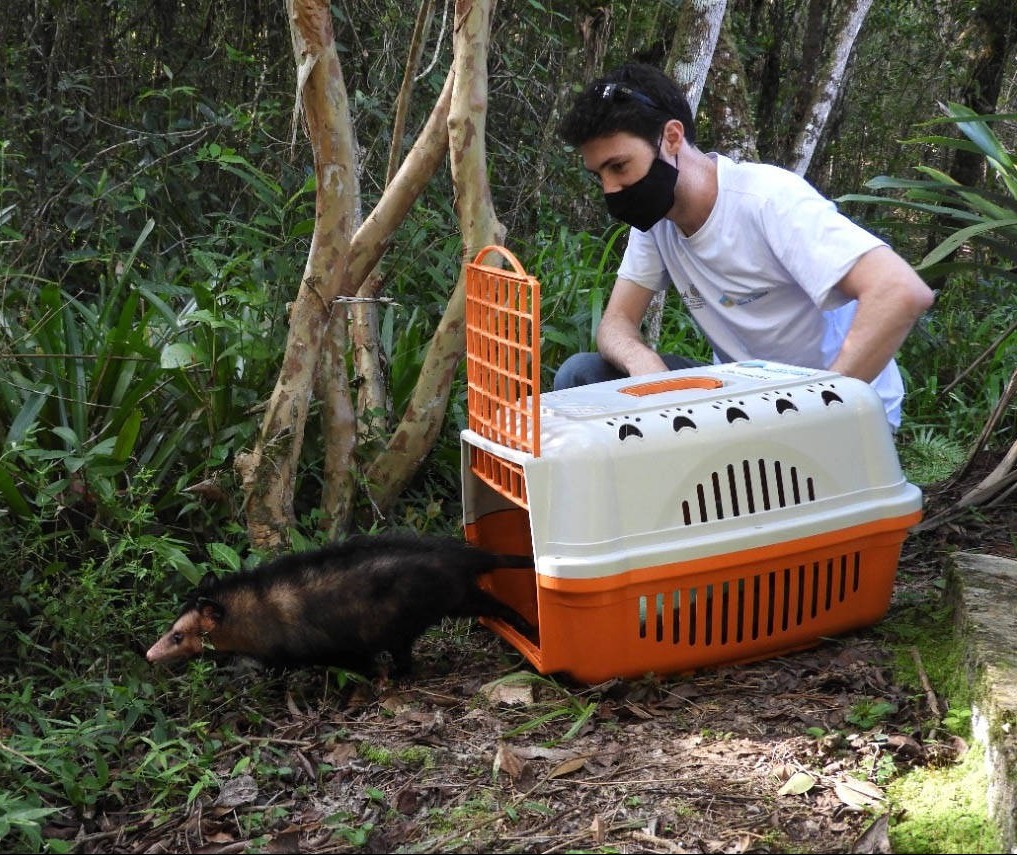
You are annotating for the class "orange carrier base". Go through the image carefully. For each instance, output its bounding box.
[467,506,919,684]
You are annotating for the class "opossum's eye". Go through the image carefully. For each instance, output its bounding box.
[171,631,184,645]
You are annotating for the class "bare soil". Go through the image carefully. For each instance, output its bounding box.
[60,456,1015,855]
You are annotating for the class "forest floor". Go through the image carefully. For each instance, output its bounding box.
[64,454,1015,855]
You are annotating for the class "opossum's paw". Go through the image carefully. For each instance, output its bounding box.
[486,608,536,641]
[376,647,416,682]
[215,656,271,678]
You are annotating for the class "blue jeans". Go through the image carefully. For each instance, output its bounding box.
[552,352,706,391]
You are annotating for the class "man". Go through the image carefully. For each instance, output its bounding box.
[553,62,934,430]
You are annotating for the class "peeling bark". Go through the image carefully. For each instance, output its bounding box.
[320,72,455,530]
[237,0,357,550]
[319,303,358,537]
[239,0,455,544]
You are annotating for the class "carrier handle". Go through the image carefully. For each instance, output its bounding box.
[471,244,527,276]
[619,376,725,397]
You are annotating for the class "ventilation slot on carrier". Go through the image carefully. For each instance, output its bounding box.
[637,551,863,647]
[680,458,817,525]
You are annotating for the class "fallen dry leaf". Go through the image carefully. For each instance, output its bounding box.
[325,741,358,767]
[493,742,527,781]
[212,775,258,809]
[777,770,816,796]
[851,812,892,853]
[547,754,590,779]
[589,814,606,845]
[834,777,885,809]
[379,690,414,713]
[478,678,534,706]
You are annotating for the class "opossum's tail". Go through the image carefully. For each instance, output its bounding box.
[489,552,533,570]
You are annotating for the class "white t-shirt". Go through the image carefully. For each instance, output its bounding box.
[616,153,904,427]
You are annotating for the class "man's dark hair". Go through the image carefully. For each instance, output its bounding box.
[558,62,697,149]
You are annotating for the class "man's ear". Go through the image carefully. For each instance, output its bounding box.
[661,118,685,156]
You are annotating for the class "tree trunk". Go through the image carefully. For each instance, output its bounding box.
[576,4,613,82]
[237,0,455,547]
[351,0,437,436]
[753,0,786,163]
[668,0,727,114]
[363,0,505,515]
[235,0,358,550]
[325,70,455,533]
[702,12,759,164]
[647,0,726,347]
[948,0,1017,187]
[787,0,873,177]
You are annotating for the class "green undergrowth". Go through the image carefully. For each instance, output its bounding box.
[888,742,1000,854]
[877,590,1003,853]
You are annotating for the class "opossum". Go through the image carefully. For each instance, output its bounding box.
[145,531,532,675]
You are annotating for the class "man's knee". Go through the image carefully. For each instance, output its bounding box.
[551,353,623,391]
[552,352,705,391]
[661,354,706,371]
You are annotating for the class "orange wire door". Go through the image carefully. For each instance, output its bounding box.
[464,245,541,509]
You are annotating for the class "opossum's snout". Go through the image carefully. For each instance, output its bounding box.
[146,613,205,664]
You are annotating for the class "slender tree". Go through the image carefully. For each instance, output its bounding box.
[235,0,503,547]
[787,0,873,176]
[669,0,726,114]
[647,0,727,347]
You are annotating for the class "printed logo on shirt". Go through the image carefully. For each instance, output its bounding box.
[719,288,770,308]
[678,283,706,310]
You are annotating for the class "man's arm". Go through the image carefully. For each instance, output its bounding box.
[828,246,934,382]
[595,277,671,376]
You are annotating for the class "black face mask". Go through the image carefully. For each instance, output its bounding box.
[604,156,679,232]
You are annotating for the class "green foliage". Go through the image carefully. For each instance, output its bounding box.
[0,81,306,532]
[487,671,599,746]
[0,658,212,851]
[898,427,968,486]
[844,698,898,730]
[841,103,1017,283]
[843,104,1017,452]
[882,600,973,735]
[516,226,711,389]
[525,226,623,384]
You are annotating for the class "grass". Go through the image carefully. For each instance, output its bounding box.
[875,590,1004,853]
[888,744,1001,853]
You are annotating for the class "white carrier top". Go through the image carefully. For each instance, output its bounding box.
[460,361,922,579]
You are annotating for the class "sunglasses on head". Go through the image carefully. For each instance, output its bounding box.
[593,82,661,111]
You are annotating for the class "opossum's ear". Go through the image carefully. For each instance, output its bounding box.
[196,571,219,592]
[195,597,225,630]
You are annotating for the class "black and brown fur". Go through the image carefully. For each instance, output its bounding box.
[145,531,532,674]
